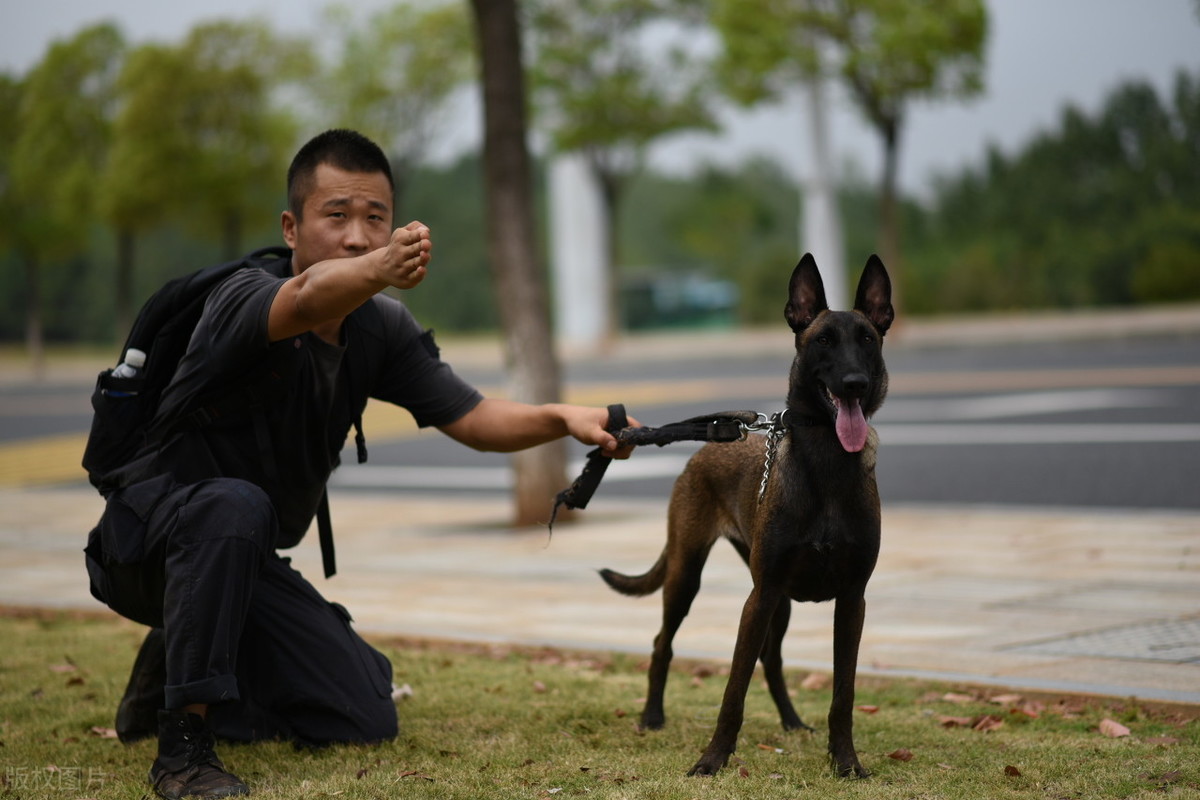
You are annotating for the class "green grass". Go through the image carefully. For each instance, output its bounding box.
[1,608,1196,799]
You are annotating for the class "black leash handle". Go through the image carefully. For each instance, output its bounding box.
[547,403,628,532]
[546,407,766,533]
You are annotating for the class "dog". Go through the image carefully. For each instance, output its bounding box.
[600,254,893,779]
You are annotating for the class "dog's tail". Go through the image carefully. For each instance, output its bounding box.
[598,553,667,597]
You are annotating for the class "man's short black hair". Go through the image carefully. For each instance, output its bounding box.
[287,129,395,218]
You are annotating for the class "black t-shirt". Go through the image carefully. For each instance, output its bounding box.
[152,267,483,548]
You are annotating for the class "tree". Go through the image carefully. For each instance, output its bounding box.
[713,0,987,312]
[528,0,716,342]
[469,0,567,526]
[318,1,474,217]
[11,23,125,368]
[100,20,306,335]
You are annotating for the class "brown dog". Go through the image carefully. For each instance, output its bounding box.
[600,254,893,778]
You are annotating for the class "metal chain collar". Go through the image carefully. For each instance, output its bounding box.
[749,411,787,503]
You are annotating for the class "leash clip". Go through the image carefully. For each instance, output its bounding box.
[738,412,773,439]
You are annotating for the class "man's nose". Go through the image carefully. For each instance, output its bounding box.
[342,218,371,252]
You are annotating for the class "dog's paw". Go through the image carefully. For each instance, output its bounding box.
[687,750,729,777]
[781,716,815,733]
[638,712,665,731]
[831,752,870,779]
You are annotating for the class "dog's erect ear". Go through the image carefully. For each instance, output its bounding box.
[785,253,828,332]
[854,254,895,336]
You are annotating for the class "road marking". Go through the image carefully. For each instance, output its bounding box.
[877,423,1200,445]
[2,364,1197,488]
[881,388,1172,421]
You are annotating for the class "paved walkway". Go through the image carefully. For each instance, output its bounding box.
[3,486,1197,705]
[2,307,1199,706]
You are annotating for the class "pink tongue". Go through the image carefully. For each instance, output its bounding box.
[834,397,869,452]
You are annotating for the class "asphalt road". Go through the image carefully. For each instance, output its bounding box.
[1,333,1198,510]
[340,334,1200,511]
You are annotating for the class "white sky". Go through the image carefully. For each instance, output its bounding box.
[2,0,1198,195]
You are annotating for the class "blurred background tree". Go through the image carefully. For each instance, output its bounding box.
[8,23,125,370]
[528,0,716,342]
[317,1,475,217]
[713,0,988,315]
[0,6,1198,354]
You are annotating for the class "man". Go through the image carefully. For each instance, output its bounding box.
[84,129,635,799]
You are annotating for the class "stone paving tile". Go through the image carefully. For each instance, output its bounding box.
[2,487,1198,704]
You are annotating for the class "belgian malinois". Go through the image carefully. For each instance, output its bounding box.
[600,254,893,778]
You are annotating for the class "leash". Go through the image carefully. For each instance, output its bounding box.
[548,405,777,531]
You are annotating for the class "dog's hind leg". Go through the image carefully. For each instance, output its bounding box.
[759,596,812,732]
[640,540,716,730]
[828,592,869,778]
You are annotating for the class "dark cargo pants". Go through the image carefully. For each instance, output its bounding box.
[84,474,398,744]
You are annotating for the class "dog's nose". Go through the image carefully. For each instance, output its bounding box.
[841,373,869,396]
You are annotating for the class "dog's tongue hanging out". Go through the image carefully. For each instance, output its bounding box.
[833,397,870,452]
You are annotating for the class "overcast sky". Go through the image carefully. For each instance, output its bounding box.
[3,1,1198,195]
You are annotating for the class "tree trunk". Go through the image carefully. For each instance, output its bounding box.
[115,228,136,342]
[877,116,903,317]
[23,254,45,380]
[802,74,848,311]
[469,0,567,526]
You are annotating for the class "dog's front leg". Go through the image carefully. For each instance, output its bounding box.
[688,583,782,777]
[828,592,869,778]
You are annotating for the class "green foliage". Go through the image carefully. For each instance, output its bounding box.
[9,24,124,264]
[2,610,1197,799]
[100,20,307,258]
[317,0,475,198]
[910,69,1200,312]
[528,0,718,257]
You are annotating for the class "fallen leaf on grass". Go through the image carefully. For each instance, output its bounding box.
[856,705,879,714]
[49,663,77,673]
[973,715,1005,733]
[738,766,750,778]
[938,715,975,728]
[397,770,434,781]
[88,727,118,739]
[888,749,914,762]
[1004,765,1022,777]
[800,673,830,691]
[942,692,977,704]
[391,683,413,700]
[1098,719,1131,738]
[532,681,547,694]
[756,743,784,754]
[990,693,1024,705]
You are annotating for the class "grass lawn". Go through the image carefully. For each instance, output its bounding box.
[1,607,1196,799]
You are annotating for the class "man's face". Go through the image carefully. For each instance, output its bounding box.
[282,163,394,274]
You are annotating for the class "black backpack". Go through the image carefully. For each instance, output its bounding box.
[82,246,293,492]
[83,245,378,578]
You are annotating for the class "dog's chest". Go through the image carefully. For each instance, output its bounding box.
[762,475,880,602]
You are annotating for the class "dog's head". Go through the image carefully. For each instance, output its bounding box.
[784,254,893,453]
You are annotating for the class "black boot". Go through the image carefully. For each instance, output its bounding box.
[149,710,249,799]
[116,628,166,743]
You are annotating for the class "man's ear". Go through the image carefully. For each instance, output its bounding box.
[281,210,298,251]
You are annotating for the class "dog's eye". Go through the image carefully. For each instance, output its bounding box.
[816,335,831,346]
[863,333,875,344]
